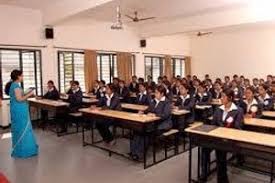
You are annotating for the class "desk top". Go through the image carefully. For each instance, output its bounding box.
[244,117,275,129]
[82,98,99,104]
[211,99,222,106]
[83,93,97,98]
[79,108,160,123]
[28,98,69,107]
[185,124,275,148]
[121,103,189,116]
[195,105,212,110]
[262,111,275,118]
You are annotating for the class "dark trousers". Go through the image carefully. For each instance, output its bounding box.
[96,119,114,143]
[201,148,211,181]
[41,110,48,121]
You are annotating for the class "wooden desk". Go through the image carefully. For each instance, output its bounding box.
[82,98,99,105]
[79,108,161,169]
[83,93,97,99]
[244,117,275,134]
[195,105,212,110]
[120,103,189,116]
[263,111,275,118]
[211,99,222,106]
[28,98,69,109]
[185,124,275,183]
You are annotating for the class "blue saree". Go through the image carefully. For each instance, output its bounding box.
[9,82,38,158]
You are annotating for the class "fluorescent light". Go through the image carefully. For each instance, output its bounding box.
[1,132,11,140]
[250,0,275,21]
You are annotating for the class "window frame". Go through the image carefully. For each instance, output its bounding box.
[0,48,43,99]
[171,57,185,77]
[144,56,164,82]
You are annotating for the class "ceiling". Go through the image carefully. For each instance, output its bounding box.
[0,0,59,10]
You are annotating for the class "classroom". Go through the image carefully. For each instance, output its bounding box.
[0,0,275,183]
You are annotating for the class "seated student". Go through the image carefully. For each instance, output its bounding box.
[259,78,265,85]
[272,81,275,103]
[174,84,196,127]
[91,80,100,95]
[136,83,151,105]
[67,81,83,112]
[112,77,120,94]
[43,80,60,100]
[118,80,130,102]
[201,89,244,183]
[205,79,213,93]
[195,83,212,121]
[163,75,171,88]
[41,80,60,122]
[130,85,172,160]
[239,87,263,118]
[138,77,145,84]
[257,84,273,111]
[96,80,106,99]
[243,78,251,89]
[223,76,231,90]
[171,79,181,96]
[129,75,139,93]
[231,80,243,101]
[211,81,223,99]
[252,78,260,93]
[189,79,200,97]
[94,84,121,146]
[66,80,74,94]
[266,75,273,95]
[145,75,156,90]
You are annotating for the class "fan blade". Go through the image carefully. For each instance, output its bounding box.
[125,14,135,20]
[138,17,156,21]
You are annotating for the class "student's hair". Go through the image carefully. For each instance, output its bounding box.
[147,75,152,79]
[94,80,100,84]
[233,74,238,78]
[205,74,209,78]
[260,84,269,91]
[267,74,272,78]
[73,81,80,86]
[224,76,230,80]
[106,83,115,92]
[132,75,137,79]
[240,75,245,79]
[246,86,256,94]
[158,76,163,80]
[119,80,125,84]
[181,83,190,91]
[100,80,106,85]
[139,82,146,88]
[223,89,235,102]
[253,78,258,82]
[163,75,167,79]
[138,78,144,83]
[156,85,167,97]
[198,83,206,89]
[113,77,119,82]
[48,80,54,85]
[4,70,23,96]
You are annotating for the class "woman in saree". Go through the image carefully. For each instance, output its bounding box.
[5,69,39,158]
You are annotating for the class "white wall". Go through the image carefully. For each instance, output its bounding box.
[190,24,275,80]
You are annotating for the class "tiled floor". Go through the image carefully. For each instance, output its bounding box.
[0,129,270,183]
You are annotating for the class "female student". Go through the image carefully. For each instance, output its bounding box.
[258,84,273,111]
[211,81,223,99]
[94,84,121,146]
[201,89,244,183]
[231,80,243,101]
[239,87,263,118]
[174,84,196,127]
[130,85,172,160]
[5,69,39,158]
[136,83,151,105]
[96,80,106,99]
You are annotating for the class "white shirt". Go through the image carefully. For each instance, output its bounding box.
[180,94,190,105]
[106,93,114,107]
[244,98,258,113]
[220,103,238,121]
[139,90,147,101]
[154,96,166,108]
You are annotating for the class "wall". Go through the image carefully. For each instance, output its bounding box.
[190,24,275,80]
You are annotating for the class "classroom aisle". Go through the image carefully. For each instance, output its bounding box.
[0,129,269,183]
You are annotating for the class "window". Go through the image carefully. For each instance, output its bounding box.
[171,58,185,77]
[145,56,163,82]
[58,51,85,93]
[0,49,42,99]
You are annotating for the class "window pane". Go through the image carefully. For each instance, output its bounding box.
[59,53,65,93]
[145,57,152,81]
[22,51,36,93]
[152,57,161,82]
[35,51,42,95]
[73,53,85,92]
[101,55,111,84]
[63,53,73,92]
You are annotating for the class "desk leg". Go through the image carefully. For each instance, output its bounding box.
[91,120,95,144]
[188,136,192,183]
[143,125,147,169]
[270,161,274,183]
[153,123,157,164]
[82,118,85,146]
[197,146,201,181]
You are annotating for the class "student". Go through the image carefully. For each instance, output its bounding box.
[97,80,106,99]
[189,79,200,97]
[195,83,212,121]
[266,75,273,86]
[205,79,213,93]
[145,75,156,90]
[239,87,262,118]
[118,80,130,102]
[252,78,259,93]
[112,78,120,94]
[129,76,139,93]
[138,77,145,84]
[174,84,196,127]
[223,76,231,90]
[130,85,172,160]
[258,84,273,111]
[91,80,100,95]
[243,78,251,89]
[171,79,181,96]
[163,75,171,88]
[136,83,151,105]
[259,78,265,85]
[94,84,121,145]
[201,89,244,183]
[67,81,83,112]
[66,80,74,94]
[41,80,60,123]
[211,81,223,99]
[43,80,60,100]
[231,80,243,101]
[272,81,275,103]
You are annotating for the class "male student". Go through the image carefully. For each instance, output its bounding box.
[91,80,100,95]
[112,77,120,94]
[171,79,181,96]
[118,80,130,102]
[129,75,139,93]
[258,84,273,111]
[145,75,156,90]
[41,80,60,124]
[136,83,151,105]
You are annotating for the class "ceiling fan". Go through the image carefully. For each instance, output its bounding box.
[125,11,156,23]
[197,31,212,37]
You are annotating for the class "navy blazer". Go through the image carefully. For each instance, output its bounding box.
[232,87,244,100]
[92,87,100,96]
[210,89,222,99]
[98,94,121,111]
[212,104,244,129]
[118,87,130,102]
[238,99,263,118]
[67,89,83,112]
[43,87,60,100]
[136,93,151,106]
[171,86,180,96]
[129,82,139,93]
[257,95,273,111]
[175,95,196,123]
[195,92,212,105]
[145,98,172,130]
[145,81,156,90]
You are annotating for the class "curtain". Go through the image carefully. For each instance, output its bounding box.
[185,56,191,76]
[84,50,98,92]
[164,55,172,80]
[117,52,132,83]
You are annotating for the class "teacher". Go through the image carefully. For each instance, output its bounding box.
[5,69,39,158]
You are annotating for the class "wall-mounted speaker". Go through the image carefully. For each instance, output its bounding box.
[45,28,54,39]
[140,39,146,48]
